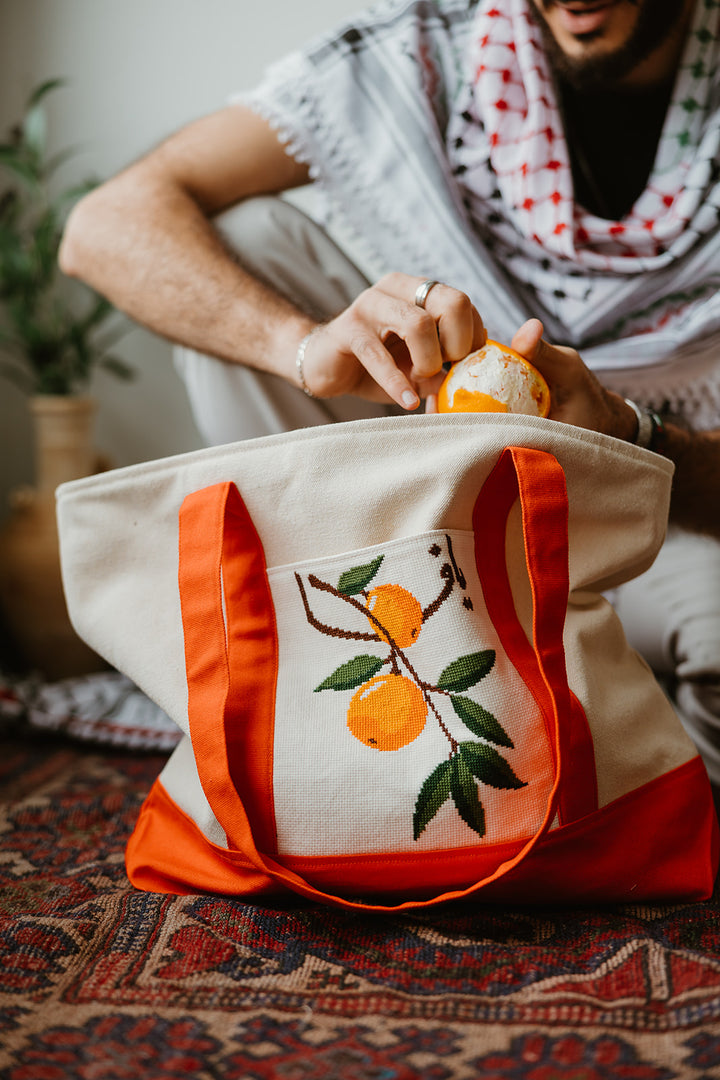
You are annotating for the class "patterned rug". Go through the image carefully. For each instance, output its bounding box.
[2,727,720,1079]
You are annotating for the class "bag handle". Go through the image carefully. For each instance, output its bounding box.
[178,445,571,912]
[474,445,584,816]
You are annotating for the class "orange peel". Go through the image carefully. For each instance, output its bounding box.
[438,340,550,417]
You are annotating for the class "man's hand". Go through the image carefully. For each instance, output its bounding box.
[510,319,720,538]
[300,274,487,409]
[511,318,638,442]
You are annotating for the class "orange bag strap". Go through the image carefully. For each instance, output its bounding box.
[474,445,592,822]
[178,445,571,912]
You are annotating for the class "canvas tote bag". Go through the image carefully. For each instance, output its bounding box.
[56,414,718,911]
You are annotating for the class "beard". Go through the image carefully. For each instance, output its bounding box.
[530,0,689,89]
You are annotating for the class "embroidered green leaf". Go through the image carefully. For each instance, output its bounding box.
[451,754,486,837]
[413,757,454,840]
[450,695,513,748]
[314,654,385,693]
[436,650,495,692]
[337,555,384,596]
[459,741,526,790]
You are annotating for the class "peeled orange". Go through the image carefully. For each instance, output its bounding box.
[438,340,550,417]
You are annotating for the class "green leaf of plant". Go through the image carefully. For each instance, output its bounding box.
[337,555,384,596]
[22,103,47,161]
[44,144,81,179]
[459,741,526,790]
[314,654,384,693]
[0,153,40,188]
[450,695,513,747]
[450,754,486,837]
[0,189,19,226]
[27,78,66,110]
[413,757,454,840]
[99,355,134,380]
[31,206,60,287]
[436,650,495,692]
[73,294,113,333]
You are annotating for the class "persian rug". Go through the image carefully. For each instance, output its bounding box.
[1,724,720,1079]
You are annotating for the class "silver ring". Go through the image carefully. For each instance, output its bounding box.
[414,279,439,309]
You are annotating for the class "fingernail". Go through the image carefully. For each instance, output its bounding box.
[402,390,418,408]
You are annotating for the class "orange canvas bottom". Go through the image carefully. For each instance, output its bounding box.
[126,755,719,907]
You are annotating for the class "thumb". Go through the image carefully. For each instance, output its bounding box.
[510,319,580,388]
[509,318,627,435]
[510,318,545,365]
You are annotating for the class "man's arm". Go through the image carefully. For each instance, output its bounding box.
[658,425,720,536]
[60,106,316,380]
[512,320,720,539]
[60,105,485,409]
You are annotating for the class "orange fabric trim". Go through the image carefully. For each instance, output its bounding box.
[474,446,598,823]
[125,756,718,905]
[127,778,275,898]
[178,483,278,854]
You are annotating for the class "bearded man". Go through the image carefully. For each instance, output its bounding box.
[60,0,720,789]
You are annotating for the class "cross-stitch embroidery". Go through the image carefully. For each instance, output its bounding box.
[295,537,526,840]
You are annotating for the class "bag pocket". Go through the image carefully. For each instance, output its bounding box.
[268,530,557,857]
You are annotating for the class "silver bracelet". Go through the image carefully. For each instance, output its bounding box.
[624,398,654,449]
[296,327,321,398]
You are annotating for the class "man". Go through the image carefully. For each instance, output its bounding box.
[60,0,720,780]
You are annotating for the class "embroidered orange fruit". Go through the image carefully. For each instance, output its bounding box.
[365,584,423,648]
[438,340,550,417]
[347,673,428,751]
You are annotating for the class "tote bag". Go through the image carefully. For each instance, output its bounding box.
[56,414,718,911]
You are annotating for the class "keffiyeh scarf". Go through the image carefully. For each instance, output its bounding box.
[242,0,720,427]
[449,0,720,271]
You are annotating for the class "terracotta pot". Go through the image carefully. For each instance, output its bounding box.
[0,395,106,679]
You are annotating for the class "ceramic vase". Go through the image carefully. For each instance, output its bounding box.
[0,395,105,680]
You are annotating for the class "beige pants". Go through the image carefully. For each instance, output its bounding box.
[612,529,720,785]
[175,196,720,786]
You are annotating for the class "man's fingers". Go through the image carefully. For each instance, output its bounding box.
[421,282,486,362]
[470,306,488,354]
[352,284,444,381]
[510,318,580,390]
[351,334,421,409]
[303,275,486,407]
[510,318,545,363]
[379,273,486,368]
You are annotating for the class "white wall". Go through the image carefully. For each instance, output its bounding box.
[0,0,362,520]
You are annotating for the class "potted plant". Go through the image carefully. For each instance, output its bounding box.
[0,79,131,678]
[0,78,132,485]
